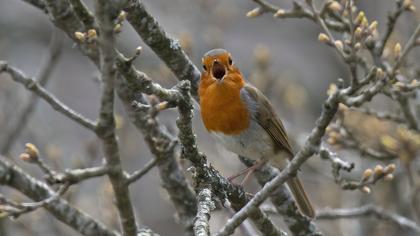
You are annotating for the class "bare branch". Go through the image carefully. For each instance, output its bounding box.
[0,61,97,131]
[125,159,157,185]
[116,75,197,235]
[376,0,405,56]
[319,148,354,183]
[350,107,405,124]
[0,156,119,236]
[194,188,214,236]
[317,205,420,233]
[95,1,138,235]
[22,0,47,13]
[123,0,201,97]
[395,95,418,131]
[0,183,70,218]
[51,165,111,184]
[68,0,95,30]
[239,156,321,236]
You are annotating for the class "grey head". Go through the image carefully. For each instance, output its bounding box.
[204,48,228,57]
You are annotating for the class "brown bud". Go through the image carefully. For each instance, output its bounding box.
[408,5,416,11]
[355,11,365,25]
[135,46,143,55]
[362,168,373,181]
[274,9,286,18]
[117,11,127,22]
[368,21,378,32]
[328,1,342,13]
[327,137,337,145]
[114,24,122,33]
[334,40,344,51]
[74,31,86,42]
[376,68,385,80]
[361,17,369,28]
[19,153,32,162]
[354,27,363,39]
[327,83,337,96]
[374,164,384,177]
[246,8,262,18]
[20,143,39,162]
[384,174,394,181]
[394,43,402,58]
[338,103,348,112]
[318,33,330,43]
[25,143,39,159]
[384,163,396,174]
[326,126,333,133]
[87,29,97,40]
[361,186,371,194]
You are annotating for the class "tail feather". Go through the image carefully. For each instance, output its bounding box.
[286,177,315,218]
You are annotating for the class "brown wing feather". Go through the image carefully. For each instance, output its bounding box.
[243,84,294,158]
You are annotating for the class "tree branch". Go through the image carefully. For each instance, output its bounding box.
[317,205,420,233]
[0,156,119,236]
[94,1,137,235]
[0,61,97,131]
[115,75,197,235]
[194,188,213,236]
[239,156,322,236]
[1,30,63,155]
[123,0,201,98]
[124,159,157,185]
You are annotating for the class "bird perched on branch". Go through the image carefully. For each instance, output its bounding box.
[199,48,315,218]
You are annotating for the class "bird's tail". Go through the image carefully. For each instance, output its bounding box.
[286,177,315,218]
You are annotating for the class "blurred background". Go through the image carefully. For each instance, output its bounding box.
[0,0,419,235]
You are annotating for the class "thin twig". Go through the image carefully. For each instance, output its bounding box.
[125,159,157,185]
[0,62,97,131]
[377,0,405,56]
[51,165,111,184]
[316,205,420,233]
[0,183,70,218]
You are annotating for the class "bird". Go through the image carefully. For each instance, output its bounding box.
[198,48,315,218]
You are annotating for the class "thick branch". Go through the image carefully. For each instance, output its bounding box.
[0,156,118,236]
[95,1,138,235]
[116,76,197,235]
[194,188,213,236]
[123,0,201,97]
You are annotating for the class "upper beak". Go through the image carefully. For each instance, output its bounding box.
[211,61,226,80]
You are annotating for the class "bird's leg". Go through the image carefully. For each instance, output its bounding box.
[227,159,266,184]
[240,160,266,186]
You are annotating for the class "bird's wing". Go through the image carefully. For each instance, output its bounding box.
[242,84,294,158]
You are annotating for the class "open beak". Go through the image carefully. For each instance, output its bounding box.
[211,61,226,80]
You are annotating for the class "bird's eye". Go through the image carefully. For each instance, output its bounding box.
[228,57,233,65]
[203,64,207,71]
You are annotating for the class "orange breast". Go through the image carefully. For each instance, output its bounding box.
[199,75,250,135]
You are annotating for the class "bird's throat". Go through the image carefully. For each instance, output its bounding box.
[199,82,249,135]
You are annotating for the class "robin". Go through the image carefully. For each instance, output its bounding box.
[199,48,315,218]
